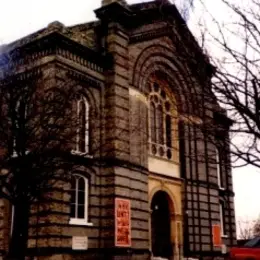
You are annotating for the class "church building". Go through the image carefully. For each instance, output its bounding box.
[0,0,236,259]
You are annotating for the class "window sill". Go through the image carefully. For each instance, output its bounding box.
[219,187,225,191]
[71,150,93,158]
[69,218,93,226]
[221,235,228,238]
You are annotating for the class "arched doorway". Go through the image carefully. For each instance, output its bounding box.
[151,191,173,259]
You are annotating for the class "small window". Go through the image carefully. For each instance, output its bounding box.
[220,201,226,236]
[70,174,91,225]
[74,96,89,155]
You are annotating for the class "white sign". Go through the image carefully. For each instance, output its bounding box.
[72,236,88,250]
[222,244,227,254]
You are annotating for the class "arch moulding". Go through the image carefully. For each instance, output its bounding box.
[131,44,195,114]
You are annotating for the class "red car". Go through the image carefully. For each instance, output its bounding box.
[230,237,260,260]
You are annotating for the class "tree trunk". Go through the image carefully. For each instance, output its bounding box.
[8,200,29,260]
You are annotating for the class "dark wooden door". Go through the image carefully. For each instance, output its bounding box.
[151,191,173,259]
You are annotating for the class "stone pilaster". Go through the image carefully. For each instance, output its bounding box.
[101,20,150,259]
[104,22,130,161]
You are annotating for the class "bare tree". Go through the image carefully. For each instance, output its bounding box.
[191,0,260,169]
[0,39,134,258]
[0,1,243,258]
[0,46,93,259]
[171,0,195,21]
[237,217,254,240]
[252,216,260,237]
[237,216,260,240]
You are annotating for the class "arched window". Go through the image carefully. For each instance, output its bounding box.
[149,82,174,160]
[70,174,90,225]
[75,96,89,154]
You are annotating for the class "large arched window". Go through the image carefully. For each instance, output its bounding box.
[75,96,89,154]
[70,174,91,225]
[149,81,175,160]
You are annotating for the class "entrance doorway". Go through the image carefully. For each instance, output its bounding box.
[151,191,173,259]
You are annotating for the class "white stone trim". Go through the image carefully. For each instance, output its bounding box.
[129,87,148,105]
[148,156,180,178]
[69,218,93,226]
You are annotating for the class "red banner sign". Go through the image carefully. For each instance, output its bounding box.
[115,198,131,247]
[212,224,222,247]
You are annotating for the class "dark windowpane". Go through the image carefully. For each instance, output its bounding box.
[19,101,26,122]
[70,176,77,218]
[79,100,86,152]
[70,204,76,218]
[161,90,166,99]
[78,191,85,205]
[150,102,156,143]
[78,205,85,219]
[165,102,171,112]
[157,105,164,145]
[154,83,159,92]
[166,115,172,148]
[78,177,85,191]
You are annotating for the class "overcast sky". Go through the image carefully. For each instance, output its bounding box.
[1,0,259,225]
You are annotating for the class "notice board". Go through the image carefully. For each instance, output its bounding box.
[115,198,131,247]
[212,224,222,247]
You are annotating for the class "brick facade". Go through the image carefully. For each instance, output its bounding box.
[0,0,236,259]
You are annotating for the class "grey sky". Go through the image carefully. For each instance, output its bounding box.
[1,0,259,225]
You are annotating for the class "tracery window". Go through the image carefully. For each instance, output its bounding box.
[70,174,90,225]
[149,81,174,160]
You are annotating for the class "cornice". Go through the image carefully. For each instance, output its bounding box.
[0,67,42,86]
[0,32,110,75]
[129,27,172,44]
